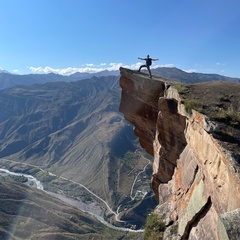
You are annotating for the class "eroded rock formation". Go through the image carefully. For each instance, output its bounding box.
[119,67,240,239]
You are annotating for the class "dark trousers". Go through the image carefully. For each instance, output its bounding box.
[138,65,152,78]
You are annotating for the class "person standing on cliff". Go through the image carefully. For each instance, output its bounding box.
[138,54,158,78]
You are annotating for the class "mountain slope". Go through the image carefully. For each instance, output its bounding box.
[0,76,134,195]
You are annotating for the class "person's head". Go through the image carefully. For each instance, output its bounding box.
[147,54,150,58]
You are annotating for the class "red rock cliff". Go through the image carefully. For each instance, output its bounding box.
[119,67,240,240]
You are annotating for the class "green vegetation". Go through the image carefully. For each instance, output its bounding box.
[173,83,191,95]
[173,83,202,115]
[215,104,240,127]
[112,192,123,205]
[144,214,166,240]
[27,167,41,175]
[183,97,202,115]
[10,175,28,183]
[122,151,139,168]
[35,170,55,183]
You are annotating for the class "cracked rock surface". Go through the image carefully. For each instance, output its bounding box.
[119,67,240,239]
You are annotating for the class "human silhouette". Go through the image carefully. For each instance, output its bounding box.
[138,54,158,78]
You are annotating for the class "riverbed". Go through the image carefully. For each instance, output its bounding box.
[0,168,143,233]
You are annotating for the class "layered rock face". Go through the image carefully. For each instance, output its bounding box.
[119,67,240,239]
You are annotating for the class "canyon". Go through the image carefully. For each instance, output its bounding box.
[1,67,240,239]
[0,74,156,239]
[119,67,240,239]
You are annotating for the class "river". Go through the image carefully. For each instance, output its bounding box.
[0,168,44,190]
[0,168,144,233]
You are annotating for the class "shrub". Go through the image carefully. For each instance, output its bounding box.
[144,214,165,240]
[10,175,28,183]
[215,104,240,127]
[173,83,202,115]
[174,83,191,95]
[183,98,202,115]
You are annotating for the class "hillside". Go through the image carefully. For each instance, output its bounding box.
[0,76,132,187]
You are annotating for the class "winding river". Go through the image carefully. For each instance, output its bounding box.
[0,167,144,233]
[0,168,44,190]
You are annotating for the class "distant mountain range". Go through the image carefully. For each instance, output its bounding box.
[0,70,9,74]
[0,70,119,89]
[152,67,240,83]
[70,69,119,78]
[0,67,239,90]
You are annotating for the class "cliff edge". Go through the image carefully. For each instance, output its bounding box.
[119,67,240,239]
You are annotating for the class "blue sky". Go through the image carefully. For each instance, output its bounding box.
[1,0,240,77]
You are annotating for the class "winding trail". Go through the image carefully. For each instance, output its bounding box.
[0,155,151,232]
[0,165,144,233]
[60,176,125,222]
[12,158,119,217]
[0,158,123,220]
[130,154,151,200]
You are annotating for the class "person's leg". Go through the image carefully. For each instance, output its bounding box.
[147,66,152,78]
[138,64,145,72]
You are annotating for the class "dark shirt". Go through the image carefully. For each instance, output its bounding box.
[146,58,152,66]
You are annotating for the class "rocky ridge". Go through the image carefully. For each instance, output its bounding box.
[119,67,240,239]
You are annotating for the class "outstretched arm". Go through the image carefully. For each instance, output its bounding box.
[138,57,145,60]
[152,58,159,61]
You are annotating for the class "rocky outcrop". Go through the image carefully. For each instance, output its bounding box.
[119,67,240,239]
